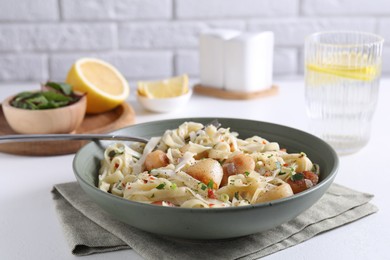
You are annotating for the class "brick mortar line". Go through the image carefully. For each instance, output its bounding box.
[0,14,388,23]
[172,0,177,20]
[298,0,303,16]
[57,0,63,21]
[0,16,386,26]
[0,49,177,55]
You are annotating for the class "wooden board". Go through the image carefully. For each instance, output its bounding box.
[193,84,279,100]
[0,103,136,156]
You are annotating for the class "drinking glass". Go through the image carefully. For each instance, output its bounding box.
[304,31,384,155]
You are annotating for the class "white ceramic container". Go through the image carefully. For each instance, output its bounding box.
[199,29,241,88]
[224,31,274,92]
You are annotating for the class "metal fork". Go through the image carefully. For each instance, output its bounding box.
[0,119,221,144]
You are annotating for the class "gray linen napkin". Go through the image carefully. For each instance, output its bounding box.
[51,182,377,259]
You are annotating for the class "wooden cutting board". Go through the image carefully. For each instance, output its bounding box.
[0,103,136,156]
[193,84,279,99]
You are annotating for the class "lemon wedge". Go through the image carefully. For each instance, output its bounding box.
[66,58,130,113]
[137,74,189,98]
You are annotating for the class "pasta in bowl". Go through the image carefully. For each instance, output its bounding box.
[98,122,320,208]
[73,118,339,239]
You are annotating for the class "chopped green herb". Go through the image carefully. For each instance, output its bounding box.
[156,183,166,190]
[200,184,207,191]
[108,150,124,158]
[151,193,155,198]
[108,150,116,158]
[311,164,320,175]
[278,171,286,175]
[267,154,273,158]
[170,183,177,190]
[291,173,304,181]
[234,192,239,200]
[244,171,250,176]
[207,180,214,189]
[220,193,229,202]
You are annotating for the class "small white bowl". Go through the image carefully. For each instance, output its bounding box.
[137,89,192,113]
[3,93,87,134]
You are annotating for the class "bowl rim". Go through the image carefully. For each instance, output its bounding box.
[73,117,339,213]
[2,91,87,112]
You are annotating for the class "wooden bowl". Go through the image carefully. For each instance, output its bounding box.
[2,93,87,134]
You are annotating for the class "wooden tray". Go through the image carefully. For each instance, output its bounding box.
[194,84,279,100]
[0,103,135,156]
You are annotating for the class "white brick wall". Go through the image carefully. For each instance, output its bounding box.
[0,0,58,21]
[50,51,172,81]
[175,0,299,18]
[0,24,115,51]
[247,18,377,46]
[0,54,47,81]
[301,0,390,16]
[61,0,172,20]
[0,0,389,83]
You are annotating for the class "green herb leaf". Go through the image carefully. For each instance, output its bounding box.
[42,91,72,102]
[46,81,72,95]
[156,183,166,190]
[311,164,320,175]
[10,81,83,110]
[13,91,36,102]
[207,180,214,189]
[108,150,124,158]
[200,184,207,191]
[291,172,304,181]
[244,171,250,176]
[234,191,239,200]
[220,193,229,202]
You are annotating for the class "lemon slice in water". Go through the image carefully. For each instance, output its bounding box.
[307,63,379,81]
[306,53,380,81]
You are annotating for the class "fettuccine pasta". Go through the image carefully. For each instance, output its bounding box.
[98,122,320,208]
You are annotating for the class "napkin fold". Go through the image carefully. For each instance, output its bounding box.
[51,182,377,259]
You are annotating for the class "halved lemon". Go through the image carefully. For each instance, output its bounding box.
[66,58,130,113]
[137,74,189,98]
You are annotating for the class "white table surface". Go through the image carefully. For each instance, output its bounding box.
[1,78,389,260]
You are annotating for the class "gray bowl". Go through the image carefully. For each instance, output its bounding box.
[73,118,339,239]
